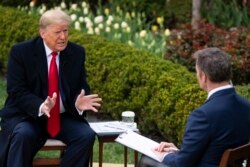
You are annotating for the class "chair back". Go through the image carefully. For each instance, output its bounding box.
[219,143,250,167]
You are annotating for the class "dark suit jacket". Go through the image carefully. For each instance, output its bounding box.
[163,88,250,167]
[0,36,91,165]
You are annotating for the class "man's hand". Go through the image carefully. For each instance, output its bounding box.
[152,142,178,162]
[75,89,102,112]
[41,92,57,117]
[155,142,178,153]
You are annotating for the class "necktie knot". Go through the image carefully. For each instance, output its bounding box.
[51,52,57,58]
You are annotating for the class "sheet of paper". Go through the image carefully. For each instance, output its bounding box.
[89,121,138,135]
[115,130,162,162]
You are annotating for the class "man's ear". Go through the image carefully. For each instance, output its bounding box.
[201,71,207,83]
[39,29,45,38]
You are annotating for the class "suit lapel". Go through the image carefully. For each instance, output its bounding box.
[58,46,74,103]
[34,37,48,97]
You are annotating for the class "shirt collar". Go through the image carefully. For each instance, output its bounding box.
[43,41,59,57]
[207,84,233,99]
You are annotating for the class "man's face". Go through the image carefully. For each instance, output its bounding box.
[40,22,69,52]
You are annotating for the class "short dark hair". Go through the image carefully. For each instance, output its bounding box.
[193,47,232,83]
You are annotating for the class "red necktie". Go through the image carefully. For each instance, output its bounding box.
[47,52,60,137]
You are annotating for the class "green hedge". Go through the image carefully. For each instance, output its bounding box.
[1,6,249,146]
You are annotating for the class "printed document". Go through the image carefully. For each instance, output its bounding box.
[89,121,138,135]
[115,130,162,162]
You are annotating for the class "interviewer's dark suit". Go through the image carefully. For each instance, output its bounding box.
[0,37,94,167]
[139,88,250,167]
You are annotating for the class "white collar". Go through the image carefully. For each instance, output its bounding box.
[207,84,233,99]
[43,41,59,57]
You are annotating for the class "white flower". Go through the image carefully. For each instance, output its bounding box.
[107,15,114,22]
[29,1,35,7]
[105,27,111,33]
[98,23,104,29]
[139,30,147,38]
[164,29,170,36]
[106,19,112,26]
[86,21,93,29]
[126,27,131,33]
[121,21,128,29]
[60,2,66,9]
[94,16,103,24]
[74,21,81,30]
[113,23,120,29]
[39,4,46,14]
[94,27,100,35]
[79,16,84,23]
[82,1,87,8]
[87,27,94,34]
[70,14,77,21]
[84,17,91,23]
[71,4,78,11]
[83,8,88,15]
[128,40,133,46]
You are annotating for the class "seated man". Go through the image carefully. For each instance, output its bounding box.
[138,47,250,167]
[0,9,102,167]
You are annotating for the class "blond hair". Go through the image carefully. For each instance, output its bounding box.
[39,9,71,29]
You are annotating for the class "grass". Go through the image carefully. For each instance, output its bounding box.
[0,78,137,164]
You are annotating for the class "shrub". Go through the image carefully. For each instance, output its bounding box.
[0,6,207,144]
[164,20,250,85]
[0,6,38,75]
[1,6,250,145]
[201,0,250,28]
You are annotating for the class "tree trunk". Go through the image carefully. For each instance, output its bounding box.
[192,0,202,30]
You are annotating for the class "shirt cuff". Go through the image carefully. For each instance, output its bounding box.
[38,103,44,117]
[75,105,84,115]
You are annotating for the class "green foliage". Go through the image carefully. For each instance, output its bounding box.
[0,6,38,74]
[77,33,207,144]
[164,20,250,85]
[165,0,192,27]
[0,6,204,144]
[108,0,191,28]
[201,0,250,28]
[236,84,250,100]
[0,79,7,108]
[1,5,250,146]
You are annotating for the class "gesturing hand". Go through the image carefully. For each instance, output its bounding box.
[41,92,57,118]
[75,89,102,112]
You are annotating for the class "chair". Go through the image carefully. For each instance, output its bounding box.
[219,143,250,167]
[33,139,66,167]
[33,139,93,167]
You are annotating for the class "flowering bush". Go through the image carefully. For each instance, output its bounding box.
[21,1,171,56]
[164,20,250,85]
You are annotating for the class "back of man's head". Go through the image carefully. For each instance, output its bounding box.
[193,47,232,83]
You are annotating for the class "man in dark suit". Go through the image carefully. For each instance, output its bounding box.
[138,47,250,167]
[0,9,102,167]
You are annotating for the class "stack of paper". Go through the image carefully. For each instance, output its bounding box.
[89,121,139,135]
